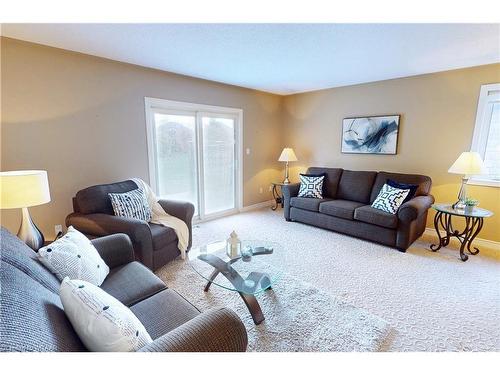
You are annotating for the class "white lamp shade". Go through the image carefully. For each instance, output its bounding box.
[278,148,298,162]
[0,170,51,209]
[448,152,487,175]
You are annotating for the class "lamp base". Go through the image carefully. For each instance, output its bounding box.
[451,176,468,210]
[18,207,45,251]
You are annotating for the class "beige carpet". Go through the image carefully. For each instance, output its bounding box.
[157,254,393,351]
[158,208,500,351]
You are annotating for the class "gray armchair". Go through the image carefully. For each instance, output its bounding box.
[66,180,194,271]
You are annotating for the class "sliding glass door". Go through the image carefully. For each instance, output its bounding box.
[145,98,241,221]
[201,114,236,215]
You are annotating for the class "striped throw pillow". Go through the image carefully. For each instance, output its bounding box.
[108,188,151,222]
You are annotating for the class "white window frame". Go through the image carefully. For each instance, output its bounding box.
[144,97,243,222]
[469,83,500,187]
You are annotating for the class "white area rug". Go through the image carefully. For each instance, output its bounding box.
[157,256,392,352]
[156,208,500,351]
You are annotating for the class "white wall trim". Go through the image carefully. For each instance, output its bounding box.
[422,228,500,258]
[239,200,274,213]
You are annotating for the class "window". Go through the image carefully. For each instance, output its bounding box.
[469,83,500,187]
[144,98,242,221]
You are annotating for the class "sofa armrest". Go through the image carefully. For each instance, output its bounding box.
[91,233,135,269]
[157,199,195,248]
[66,213,154,269]
[398,195,435,223]
[281,183,301,221]
[138,308,248,352]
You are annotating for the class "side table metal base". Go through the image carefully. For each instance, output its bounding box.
[430,211,484,262]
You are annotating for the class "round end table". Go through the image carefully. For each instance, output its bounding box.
[430,204,493,261]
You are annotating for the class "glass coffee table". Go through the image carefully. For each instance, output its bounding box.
[188,240,282,324]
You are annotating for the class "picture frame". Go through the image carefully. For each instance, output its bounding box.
[341,115,400,155]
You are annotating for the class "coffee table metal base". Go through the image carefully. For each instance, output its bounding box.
[201,255,271,325]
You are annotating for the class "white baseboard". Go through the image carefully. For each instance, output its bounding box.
[240,200,274,212]
[422,228,500,259]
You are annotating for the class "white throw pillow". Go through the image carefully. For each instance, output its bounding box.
[38,226,109,286]
[60,277,153,352]
[371,183,410,214]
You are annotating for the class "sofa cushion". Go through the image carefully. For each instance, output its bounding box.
[354,205,399,229]
[150,223,178,251]
[370,171,432,203]
[319,200,365,220]
[101,261,166,307]
[130,289,200,340]
[306,167,343,198]
[75,180,138,215]
[336,170,377,203]
[290,197,331,212]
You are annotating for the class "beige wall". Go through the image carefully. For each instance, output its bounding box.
[282,64,500,242]
[1,37,284,238]
[2,37,499,243]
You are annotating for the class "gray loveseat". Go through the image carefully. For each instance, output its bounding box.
[0,227,248,352]
[282,167,434,250]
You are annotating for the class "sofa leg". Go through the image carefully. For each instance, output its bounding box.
[285,218,292,222]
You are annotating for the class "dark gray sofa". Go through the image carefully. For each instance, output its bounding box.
[0,227,248,352]
[282,167,434,250]
[66,180,195,271]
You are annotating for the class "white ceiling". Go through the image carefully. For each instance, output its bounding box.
[2,23,499,95]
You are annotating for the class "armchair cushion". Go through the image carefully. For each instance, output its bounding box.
[75,180,138,215]
[101,261,166,307]
[150,223,178,250]
[138,307,248,352]
[131,289,200,338]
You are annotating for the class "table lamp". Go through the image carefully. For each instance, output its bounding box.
[0,170,51,250]
[448,152,486,209]
[278,147,298,184]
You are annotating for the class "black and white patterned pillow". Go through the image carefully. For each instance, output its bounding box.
[109,188,151,221]
[371,183,410,214]
[298,174,325,198]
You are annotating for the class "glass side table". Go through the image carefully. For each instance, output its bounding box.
[430,204,493,261]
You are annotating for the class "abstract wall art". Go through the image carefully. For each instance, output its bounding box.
[341,115,400,154]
